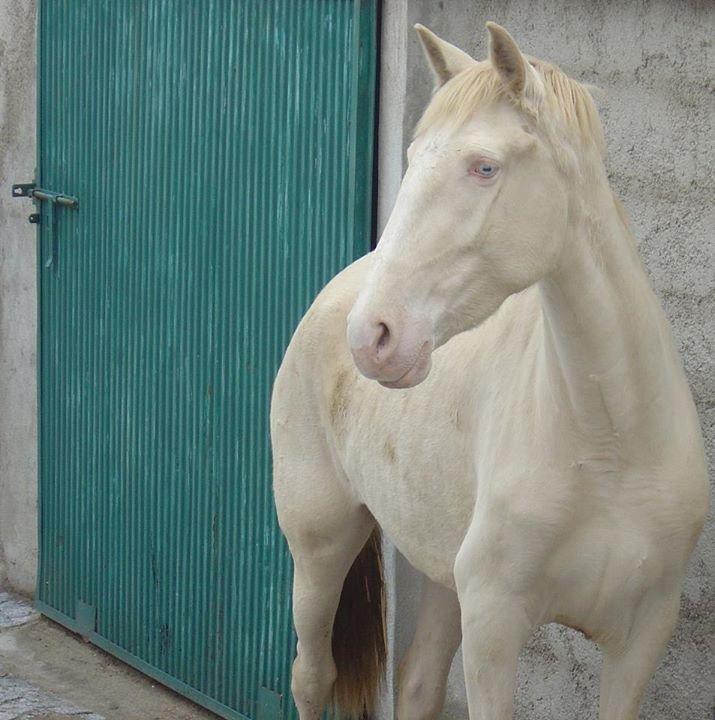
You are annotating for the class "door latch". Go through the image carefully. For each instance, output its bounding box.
[12,182,79,269]
[12,182,79,213]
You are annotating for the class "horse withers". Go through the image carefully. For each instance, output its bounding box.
[270,22,708,720]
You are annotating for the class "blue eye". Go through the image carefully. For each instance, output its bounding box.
[474,161,498,178]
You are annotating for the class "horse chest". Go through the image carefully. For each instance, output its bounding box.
[335,386,478,585]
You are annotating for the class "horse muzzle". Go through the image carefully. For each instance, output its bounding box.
[346,308,434,389]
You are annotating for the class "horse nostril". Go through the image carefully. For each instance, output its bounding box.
[375,322,391,354]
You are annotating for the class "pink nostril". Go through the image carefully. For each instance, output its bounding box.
[346,312,399,377]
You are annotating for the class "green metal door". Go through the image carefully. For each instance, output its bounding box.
[34,2,378,718]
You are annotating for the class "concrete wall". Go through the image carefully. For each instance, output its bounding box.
[0,0,37,596]
[386,1,714,718]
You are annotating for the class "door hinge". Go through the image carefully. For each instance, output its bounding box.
[75,600,96,641]
[256,687,283,720]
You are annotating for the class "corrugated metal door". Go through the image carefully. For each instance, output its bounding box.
[35,2,378,718]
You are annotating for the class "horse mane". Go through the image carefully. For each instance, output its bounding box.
[415,59,605,158]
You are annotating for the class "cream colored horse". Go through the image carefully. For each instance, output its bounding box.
[271,22,708,720]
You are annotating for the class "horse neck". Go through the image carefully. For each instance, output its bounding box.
[537,171,683,440]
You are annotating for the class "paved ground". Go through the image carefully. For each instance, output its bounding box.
[0,591,216,720]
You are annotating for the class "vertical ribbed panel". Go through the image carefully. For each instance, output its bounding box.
[36,2,377,718]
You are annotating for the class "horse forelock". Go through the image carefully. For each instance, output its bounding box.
[415,59,605,165]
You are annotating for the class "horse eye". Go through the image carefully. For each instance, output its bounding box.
[469,160,499,179]
[473,161,498,178]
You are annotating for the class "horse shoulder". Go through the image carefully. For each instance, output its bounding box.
[273,255,372,414]
[271,256,375,537]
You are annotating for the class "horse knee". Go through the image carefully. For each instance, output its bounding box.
[397,667,446,720]
[396,626,455,719]
[291,649,337,719]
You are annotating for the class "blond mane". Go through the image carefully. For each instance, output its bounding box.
[416,59,605,158]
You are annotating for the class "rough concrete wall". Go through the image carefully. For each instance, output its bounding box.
[0,0,37,595]
[388,1,714,718]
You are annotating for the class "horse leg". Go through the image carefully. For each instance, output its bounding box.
[274,445,375,719]
[598,587,681,720]
[454,523,534,720]
[396,576,462,720]
[289,518,374,720]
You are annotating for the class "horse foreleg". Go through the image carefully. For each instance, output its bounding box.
[458,590,530,720]
[397,576,462,720]
[287,507,375,720]
[598,587,681,720]
[454,524,534,720]
[274,433,376,720]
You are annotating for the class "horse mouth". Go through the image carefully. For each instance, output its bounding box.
[378,343,433,389]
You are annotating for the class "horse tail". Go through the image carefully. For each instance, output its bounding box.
[332,528,387,719]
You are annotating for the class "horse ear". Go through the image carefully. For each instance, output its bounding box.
[486,22,529,96]
[415,24,476,89]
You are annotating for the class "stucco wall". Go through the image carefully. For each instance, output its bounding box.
[389,1,714,718]
[0,0,37,595]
